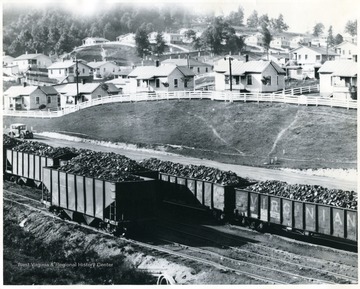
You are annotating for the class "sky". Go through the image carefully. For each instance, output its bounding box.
[3,0,359,34]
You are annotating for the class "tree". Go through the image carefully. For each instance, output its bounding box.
[184,29,197,42]
[153,32,166,56]
[345,20,357,36]
[271,14,289,32]
[334,33,344,45]
[313,23,324,37]
[135,26,150,57]
[258,14,270,28]
[261,24,272,59]
[327,25,335,48]
[246,10,258,28]
[226,5,244,26]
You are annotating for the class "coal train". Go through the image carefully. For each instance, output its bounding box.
[3,138,358,242]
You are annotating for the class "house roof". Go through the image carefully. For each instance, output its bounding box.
[48,60,91,69]
[105,83,120,93]
[4,85,39,98]
[217,60,286,75]
[334,41,357,49]
[128,65,195,79]
[14,53,47,61]
[39,86,58,95]
[290,45,339,56]
[318,60,357,77]
[87,61,117,69]
[55,83,102,95]
[161,58,212,67]
[83,37,109,42]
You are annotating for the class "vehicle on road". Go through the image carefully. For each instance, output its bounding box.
[8,123,33,139]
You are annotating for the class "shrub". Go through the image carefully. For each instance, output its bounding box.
[39,104,46,110]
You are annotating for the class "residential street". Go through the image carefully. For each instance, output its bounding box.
[34,134,357,191]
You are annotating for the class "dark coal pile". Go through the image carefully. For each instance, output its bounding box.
[3,134,23,147]
[247,181,357,209]
[11,141,79,158]
[140,158,250,186]
[58,151,145,182]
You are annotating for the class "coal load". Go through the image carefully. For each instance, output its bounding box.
[11,141,79,158]
[247,180,357,210]
[140,158,250,186]
[3,134,23,147]
[58,151,145,182]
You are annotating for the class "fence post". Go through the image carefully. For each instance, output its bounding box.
[316,97,318,107]
[291,88,294,95]
[244,93,246,103]
[300,87,303,94]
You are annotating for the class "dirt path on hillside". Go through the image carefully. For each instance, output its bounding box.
[32,134,357,191]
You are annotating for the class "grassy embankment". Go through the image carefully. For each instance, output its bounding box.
[3,100,356,169]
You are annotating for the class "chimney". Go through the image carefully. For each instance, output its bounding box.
[155,60,159,67]
[245,54,249,62]
[23,82,27,87]
[81,79,86,84]
[308,42,311,47]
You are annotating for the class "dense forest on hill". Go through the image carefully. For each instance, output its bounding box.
[3,4,206,57]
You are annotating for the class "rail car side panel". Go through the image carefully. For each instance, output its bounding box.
[29,154,35,179]
[23,153,29,178]
[196,181,204,205]
[249,192,259,218]
[332,208,345,239]
[305,204,316,232]
[235,190,249,216]
[346,211,357,241]
[67,174,76,211]
[18,152,23,177]
[34,155,40,180]
[213,184,225,211]
[204,182,212,208]
[85,177,95,217]
[293,201,304,230]
[59,172,67,208]
[76,176,85,213]
[51,170,59,207]
[282,199,292,227]
[260,195,269,221]
[317,206,331,235]
[186,179,196,198]
[95,180,104,219]
[13,151,18,176]
[269,196,281,224]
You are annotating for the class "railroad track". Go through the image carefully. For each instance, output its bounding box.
[156,220,357,284]
[2,189,281,284]
[3,187,357,285]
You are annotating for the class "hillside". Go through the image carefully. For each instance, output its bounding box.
[3,101,357,170]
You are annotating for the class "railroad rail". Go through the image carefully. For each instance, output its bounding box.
[3,86,357,119]
[156,221,357,284]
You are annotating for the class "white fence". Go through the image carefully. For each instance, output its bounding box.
[3,86,357,118]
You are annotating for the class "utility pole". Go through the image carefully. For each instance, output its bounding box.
[75,58,79,105]
[224,56,233,91]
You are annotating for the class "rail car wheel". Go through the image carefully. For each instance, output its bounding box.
[9,175,18,183]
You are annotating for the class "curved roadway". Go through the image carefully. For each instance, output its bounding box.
[34,134,357,191]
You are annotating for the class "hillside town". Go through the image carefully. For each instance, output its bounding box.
[2,8,358,112]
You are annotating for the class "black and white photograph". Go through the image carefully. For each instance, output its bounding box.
[1,0,358,286]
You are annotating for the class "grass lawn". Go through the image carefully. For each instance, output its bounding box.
[3,100,357,169]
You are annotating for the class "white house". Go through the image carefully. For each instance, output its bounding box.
[161,58,213,75]
[311,35,328,47]
[3,55,15,66]
[244,33,263,47]
[13,53,52,73]
[3,64,19,76]
[116,33,135,43]
[290,45,339,78]
[289,36,310,49]
[87,61,121,79]
[214,60,286,92]
[4,84,59,110]
[318,60,357,100]
[54,83,110,108]
[127,65,195,93]
[334,41,358,62]
[47,60,92,83]
[82,37,110,46]
[163,33,183,44]
[270,36,290,49]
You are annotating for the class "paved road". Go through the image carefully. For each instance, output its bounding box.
[33,135,357,191]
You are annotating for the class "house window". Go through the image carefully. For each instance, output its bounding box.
[316,55,321,61]
[137,80,141,87]
[277,76,279,85]
[50,70,53,75]
[235,76,239,85]
[36,97,40,104]
[247,75,252,85]
[59,69,61,74]
[343,50,345,55]
[98,95,101,98]
[57,97,60,106]
[298,55,301,60]
[103,68,106,72]
[305,54,308,60]
[206,68,208,73]
[82,68,85,74]
[47,96,51,104]
[69,67,74,74]
[349,50,351,55]
[174,79,178,88]
[197,67,200,73]
[184,79,188,88]
[113,68,115,72]
[156,79,160,88]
